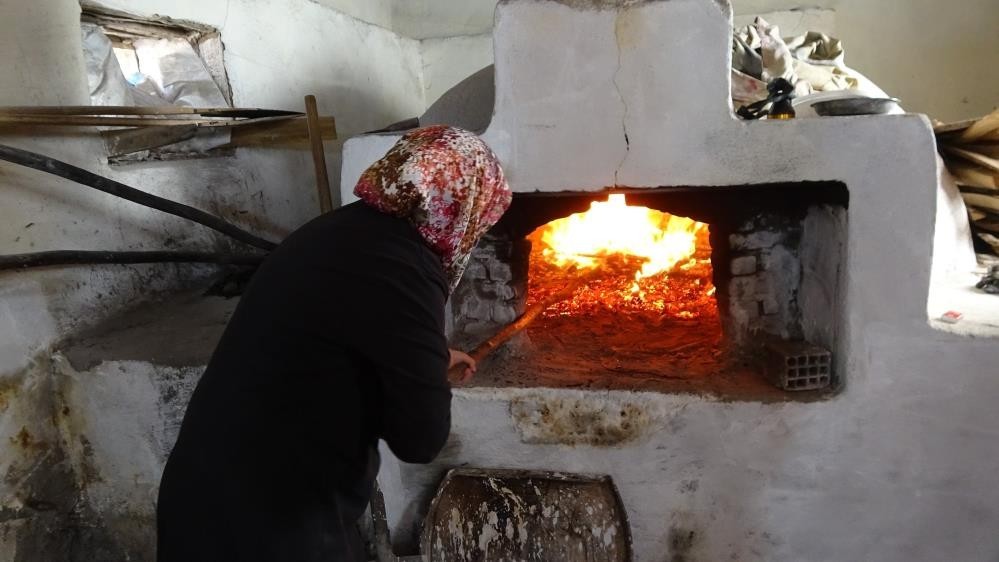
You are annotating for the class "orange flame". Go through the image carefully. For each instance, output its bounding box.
[539,194,704,279]
[528,194,716,318]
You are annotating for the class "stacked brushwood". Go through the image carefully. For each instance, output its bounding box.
[935,109,999,254]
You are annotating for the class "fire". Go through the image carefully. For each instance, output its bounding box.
[539,194,702,278]
[528,194,716,318]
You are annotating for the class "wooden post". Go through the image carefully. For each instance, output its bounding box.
[304,95,333,214]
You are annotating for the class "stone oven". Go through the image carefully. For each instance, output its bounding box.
[339,0,980,559]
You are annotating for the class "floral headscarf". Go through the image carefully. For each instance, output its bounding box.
[354,126,512,293]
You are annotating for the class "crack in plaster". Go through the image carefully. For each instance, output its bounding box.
[612,11,630,186]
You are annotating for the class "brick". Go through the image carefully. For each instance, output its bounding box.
[760,296,780,315]
[492,305,518,324]
[729,230,783,251]
[760,246,800,279]
[476,281,515,300]
[459,295,492,321]
[463,259,488,280]
[495,282,516,300]
[487,261,514,282]
[462,320,497,336]
[728,276,758,300]
[728,302,758,330]
[730,255,757,276]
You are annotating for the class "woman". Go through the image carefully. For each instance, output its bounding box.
[157,126,511,561]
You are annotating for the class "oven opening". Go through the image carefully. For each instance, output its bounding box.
[450,182,848,401]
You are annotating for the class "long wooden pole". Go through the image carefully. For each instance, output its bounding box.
[0,144,278,251]
[0,114,300,129]
[304,95,333,214]
[0,105,301,117]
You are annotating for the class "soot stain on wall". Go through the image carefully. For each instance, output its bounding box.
[509,394,664,445]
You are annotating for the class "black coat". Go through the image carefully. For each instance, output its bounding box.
[157,202,452,561]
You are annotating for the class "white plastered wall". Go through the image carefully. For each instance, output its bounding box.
[0,0,425,556]
[420,33,494,107]
[412,0,998,122]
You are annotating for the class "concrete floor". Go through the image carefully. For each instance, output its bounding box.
[928,258,999,338]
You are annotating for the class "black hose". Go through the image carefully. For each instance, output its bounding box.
[0,144,278,251]
[0,250,265,271]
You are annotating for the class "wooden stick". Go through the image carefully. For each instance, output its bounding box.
[0,115,240,127]
[0,105,300,117]
[304,95,333,214]
[469,274,592,363]
[0,143,278,251]
[0,250,265,271]
[0,113,300,129]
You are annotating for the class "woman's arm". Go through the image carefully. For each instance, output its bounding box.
[340,254,453,464]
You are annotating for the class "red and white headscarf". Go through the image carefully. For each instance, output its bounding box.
[354,126,512,293]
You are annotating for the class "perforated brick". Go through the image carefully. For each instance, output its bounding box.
[763,340,832,391]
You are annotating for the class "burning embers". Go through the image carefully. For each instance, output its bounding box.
[527,194,716,319]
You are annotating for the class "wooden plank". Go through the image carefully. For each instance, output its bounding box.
[962,142,999,160]
[943,145,999,174]
[973,217,999,235]
[227,116,335,148]
[0,113,299,129]
[304,95,333,214]
[0,115,238,127]
[102,125,199,157]
[947,160,999,189]
[933,118,977,135]
[959,185,999,196]
[960,109,999,142]
[0,105,224,116]
[0,105,299,117]
[963,193,999,215]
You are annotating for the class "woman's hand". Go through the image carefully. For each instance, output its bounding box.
[448,349,477,385]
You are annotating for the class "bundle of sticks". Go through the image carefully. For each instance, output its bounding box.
[935,108,999,254]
